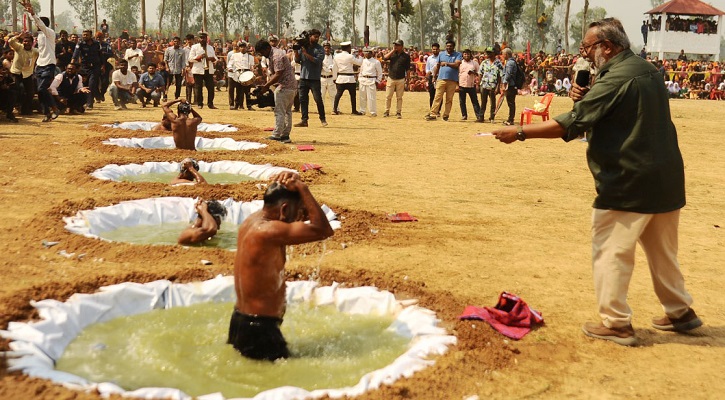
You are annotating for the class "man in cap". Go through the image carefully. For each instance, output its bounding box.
[294,28,327,127]
[478,46,503,122]
[332,41,363,115]
[358,47,382,116]
[255,39,297,143]
[320,41,337,106]
[188,31,218,109]
[227,41,255,110]
[162,98,203,150]
[383,39,410,118]
[178,199,227,245]
[425,39,462,121]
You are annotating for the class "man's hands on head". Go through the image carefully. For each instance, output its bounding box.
[195,198,208,213]
[271,171,304,192]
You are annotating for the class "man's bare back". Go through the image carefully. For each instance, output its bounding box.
[161,99,202,150]
[233,172,334,318]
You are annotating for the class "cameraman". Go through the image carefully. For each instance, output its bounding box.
[293,29,327,127]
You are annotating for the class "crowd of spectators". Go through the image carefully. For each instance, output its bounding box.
[2,9,724,125]
[647,16,719,34]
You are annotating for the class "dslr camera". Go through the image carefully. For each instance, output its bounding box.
[292,31,311,51]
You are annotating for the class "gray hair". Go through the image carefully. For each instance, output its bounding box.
[588,18,630,50]
[503,48,513,57]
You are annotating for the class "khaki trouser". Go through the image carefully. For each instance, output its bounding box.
[385,78,405,114]
[429,79,458,118]
[591,209,693,328]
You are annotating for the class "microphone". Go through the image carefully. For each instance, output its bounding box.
[575,69,590,87]
[573,57,591,87]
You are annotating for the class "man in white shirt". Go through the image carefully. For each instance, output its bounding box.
[425,43,440,107]
[320,41,337,105]
[227,41,255,110]
[124,38,143,71]
[109,59,139,110]
[188,31,218,109]
[332,42,363,114]
[21,0,59,122]
[357,47,382,116]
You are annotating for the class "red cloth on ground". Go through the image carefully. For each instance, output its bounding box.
[459,292,543,340]
[387,212,418,222]
[301,163,322,172]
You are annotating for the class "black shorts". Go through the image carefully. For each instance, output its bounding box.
[227,309,290,361]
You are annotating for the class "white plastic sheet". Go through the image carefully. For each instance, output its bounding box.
[0,276,457,400]
[90,161,297,183]
[62,197,341,239]
[101,121,239,132]
[102,136,267,151]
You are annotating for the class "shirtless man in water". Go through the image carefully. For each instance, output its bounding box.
[177,199,226,245]
[161,98,202,150]
[230,171,334,361]
[170,157,207,185]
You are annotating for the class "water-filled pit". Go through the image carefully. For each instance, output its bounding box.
[90,161,296,185]
[1,277,456,399]
[101,121,240,132]
[102,136,267,151]
[63,197,340,250]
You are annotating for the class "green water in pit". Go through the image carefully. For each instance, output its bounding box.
[120,172,256,184]
[56,302,410,398]
[98,222,240,249]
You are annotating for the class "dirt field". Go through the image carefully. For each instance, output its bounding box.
[0,90,723,400]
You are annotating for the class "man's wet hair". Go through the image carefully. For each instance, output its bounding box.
[180,157,199,172]
[178,102,192,114]
[206,200,227,225]
[264,182,301,207]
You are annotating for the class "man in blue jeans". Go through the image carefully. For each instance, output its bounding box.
[500,48,518,125]
[294,29,327,127]
[22,1,59,122]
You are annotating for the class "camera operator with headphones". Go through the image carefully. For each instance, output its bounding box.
[293,29,327,128]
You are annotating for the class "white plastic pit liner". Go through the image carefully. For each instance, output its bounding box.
[0,276,457,400]
[101,122,239,132]
[62,197,341,240]
[90,161,297,183]
[102,137,267,151]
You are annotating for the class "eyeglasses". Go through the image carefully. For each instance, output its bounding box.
[579,40,604,55]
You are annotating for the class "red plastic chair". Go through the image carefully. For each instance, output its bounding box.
[520,92,555,125]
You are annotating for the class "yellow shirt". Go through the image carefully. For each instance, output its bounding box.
[9,37,39,78]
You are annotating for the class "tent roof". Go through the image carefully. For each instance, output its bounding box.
[645,0,725,16]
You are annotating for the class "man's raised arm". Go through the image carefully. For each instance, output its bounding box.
[162,99,182,120]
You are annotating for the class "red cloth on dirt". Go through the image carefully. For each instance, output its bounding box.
[459,292,543,340]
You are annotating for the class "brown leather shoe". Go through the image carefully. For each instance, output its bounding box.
[582,322,637,346]
[293,120,308,127]
[652,308,702,332]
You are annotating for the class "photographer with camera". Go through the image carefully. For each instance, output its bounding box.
[293,29,327,128]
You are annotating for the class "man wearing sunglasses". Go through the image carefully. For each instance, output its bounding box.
[492,18,701,346]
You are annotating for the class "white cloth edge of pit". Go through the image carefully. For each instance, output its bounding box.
[0,276,457,400]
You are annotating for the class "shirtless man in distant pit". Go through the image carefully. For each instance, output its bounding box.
[170,157,207,185]
[177,199,226,245]
[161,98,202,150]
[229,171,334,361]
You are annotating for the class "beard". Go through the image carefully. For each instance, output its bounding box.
[593,46,607,70]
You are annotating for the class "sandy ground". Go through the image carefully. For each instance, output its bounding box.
[0,89,723,400]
